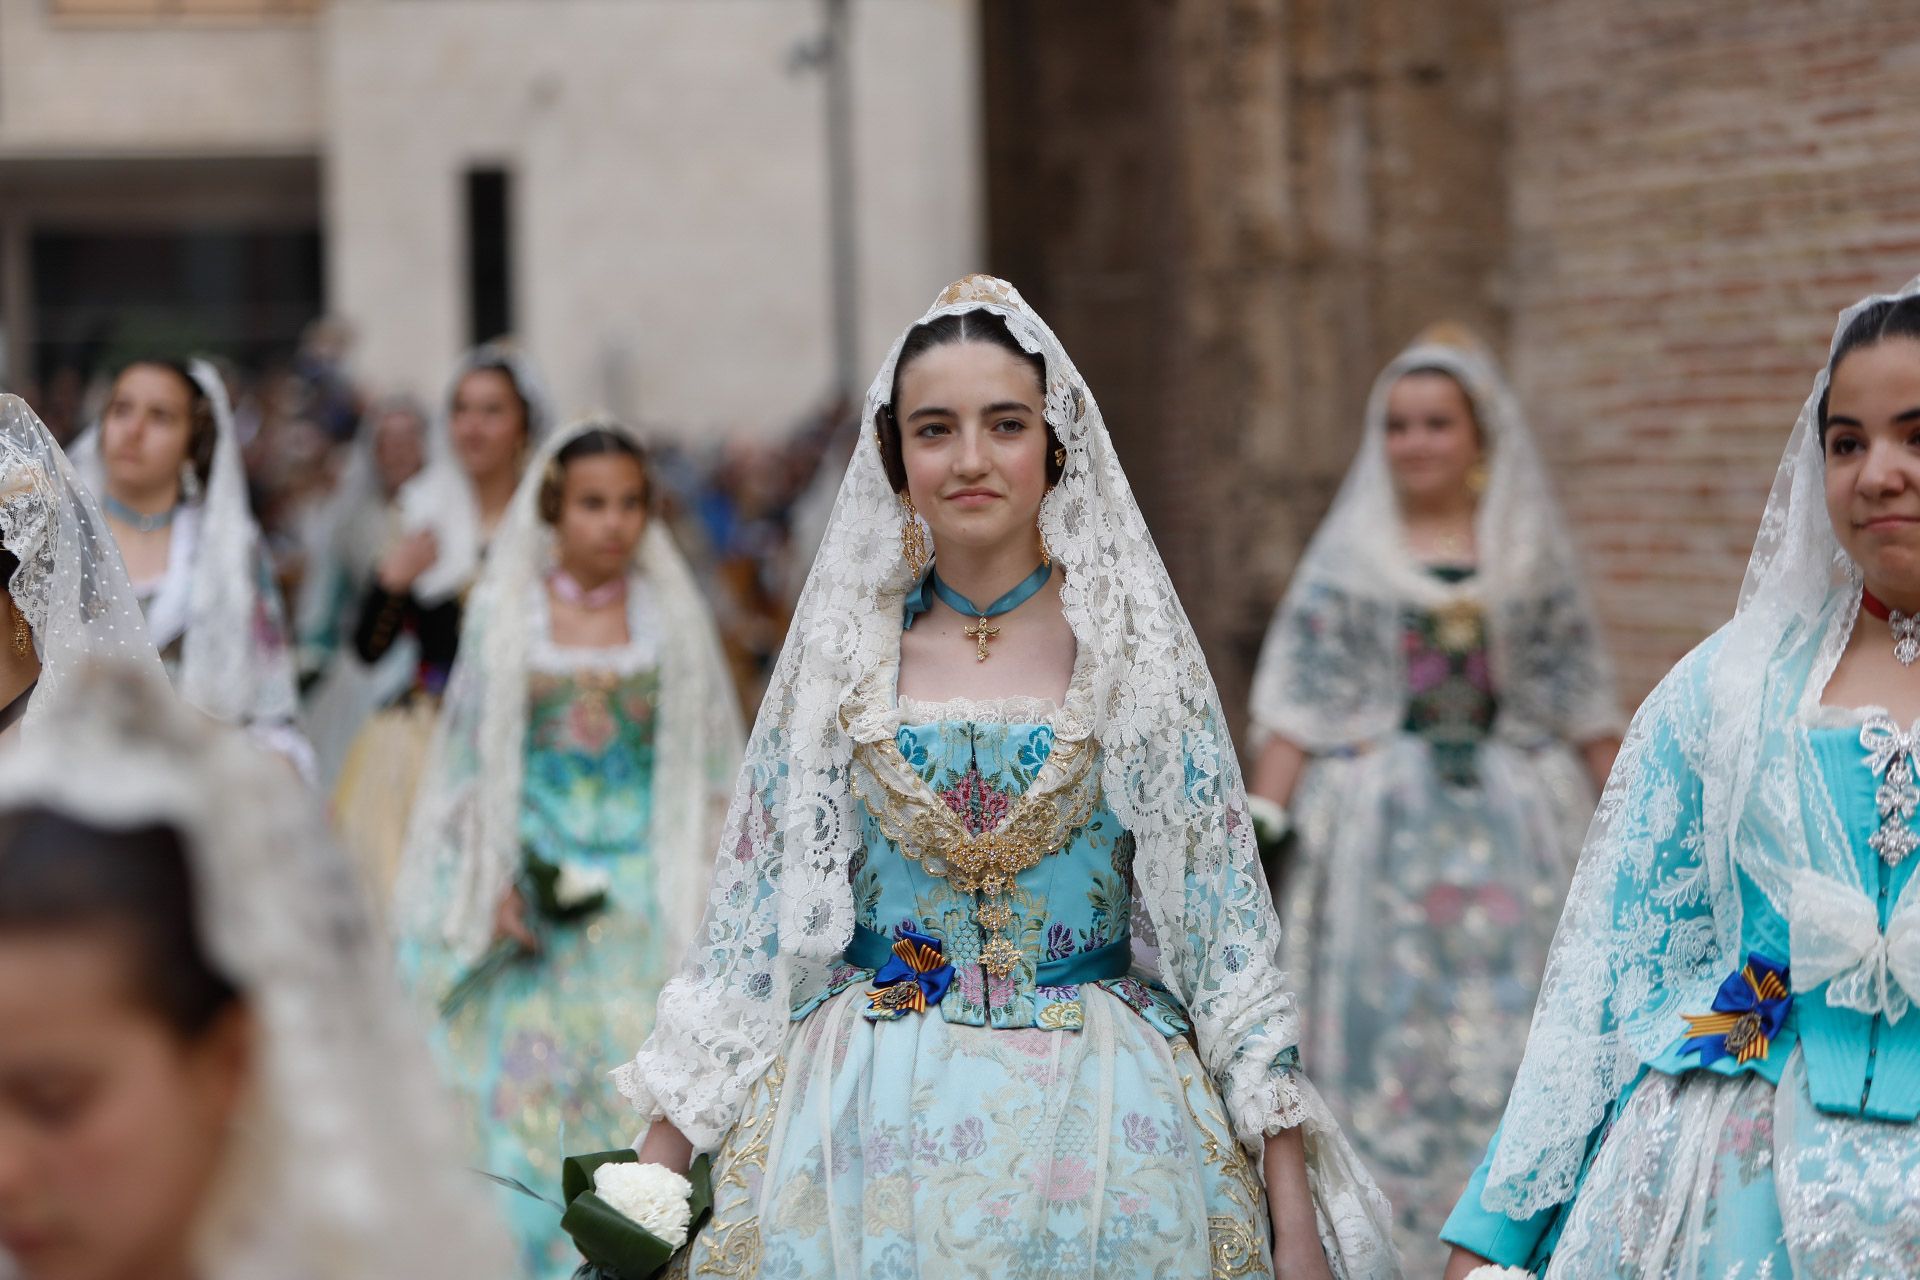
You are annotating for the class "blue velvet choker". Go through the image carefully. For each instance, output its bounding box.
[902,562,1052,662]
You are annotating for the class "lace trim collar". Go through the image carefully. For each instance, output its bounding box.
[896,692,1062,726]
[845,641,1095,743]
[526,572,660,676]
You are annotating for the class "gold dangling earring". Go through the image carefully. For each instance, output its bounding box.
[12,611,29,658]
[899,493,930,576]
[1039,527,1053,568]
[1466,459,1489,497]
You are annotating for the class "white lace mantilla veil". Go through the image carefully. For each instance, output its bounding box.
[1479,278,1920,1218]
[67,362,300,728]
[394,417,744,988]
[0,662,512,1280]
[1248,327,1620,751]
[0,395,166,732]
[613,276,1397,1271]
[397,343,553,607]
[180,360,301,726]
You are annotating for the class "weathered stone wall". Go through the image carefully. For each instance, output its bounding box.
[981,0,1510,728]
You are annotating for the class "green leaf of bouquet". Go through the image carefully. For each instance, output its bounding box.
[561,1148,639,1206]
[560,1191,674,1278]
[686,1153,714,1223]
[474,1167,563,1210]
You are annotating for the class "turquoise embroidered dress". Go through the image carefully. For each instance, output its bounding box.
[1443,679,1920,1275]
[674,688,1281,1279]
[427,617,679,1280]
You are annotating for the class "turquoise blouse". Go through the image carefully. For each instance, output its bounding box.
[1442,716,1920,1268]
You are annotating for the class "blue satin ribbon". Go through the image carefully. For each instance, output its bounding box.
[849,924,1131,990]
[1679,952,1792,1066]
[902,562,1052,631]
[865,928,955,1014]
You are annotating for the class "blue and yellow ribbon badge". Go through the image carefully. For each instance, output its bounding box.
[866,929,955,1017]
[1680,953,1792,1066]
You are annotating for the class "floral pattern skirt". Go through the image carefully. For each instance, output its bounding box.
[672,986,1274,1280]
[1285,735,1590,1273]
[1548,1053,1920,1279]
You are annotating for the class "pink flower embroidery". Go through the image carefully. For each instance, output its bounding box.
[1028,1155,1095,1204]
[566,697,617,754]
[1406,650,1451,696]
[940,768,1011,835]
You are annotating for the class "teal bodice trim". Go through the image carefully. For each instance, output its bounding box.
[846,922,1131,988]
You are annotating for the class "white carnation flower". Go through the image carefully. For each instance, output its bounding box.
[1463,1267,1534,1280]
[554,861,613,910]
[1246,795,1291,845]
[593,1161,693,1248]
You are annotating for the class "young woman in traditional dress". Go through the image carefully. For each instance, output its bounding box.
[1246,330,1620,1269]
[0,663,509,1280]
[0,394,165,747]
[1443,281,1920,1276]
[71,360,310,774]
[395,418,741,1278]
[620,276,1400,1279]
[332,344,548,895]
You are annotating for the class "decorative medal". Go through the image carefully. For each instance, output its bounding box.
[1679,954,1792,1065]
[1863,588,1920,666]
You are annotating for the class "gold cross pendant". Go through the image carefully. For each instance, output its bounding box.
[963,615,1000,662]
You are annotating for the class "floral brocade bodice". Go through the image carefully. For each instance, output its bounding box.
[518,664,658,865]
[798,696,1189,1037]
[1402,565,1498,786]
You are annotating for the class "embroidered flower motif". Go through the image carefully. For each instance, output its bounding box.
[1121,1112,1161,1154]
[1016,725,1056,778]
[948,1117,986,1160]
[1044,921,1076,961]
[1028,1155,1095,1204]
[566,695,618,754]
[940,767,1012,835]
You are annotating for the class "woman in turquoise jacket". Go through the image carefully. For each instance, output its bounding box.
[1443,281,1920,1277]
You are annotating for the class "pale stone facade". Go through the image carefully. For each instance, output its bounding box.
[0,0,982,438]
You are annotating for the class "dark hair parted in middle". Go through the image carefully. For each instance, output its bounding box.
[1820,295,1920,442]
[459,353,542,441]
[118,359,219,487]
[537,426,651,525]
[0,806,241,1038]
[876,309,1062,494]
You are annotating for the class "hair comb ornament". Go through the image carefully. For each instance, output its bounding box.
[935,274,1027,312]
[1412,320,1495,360]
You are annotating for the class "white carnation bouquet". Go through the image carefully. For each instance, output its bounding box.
[486,1148,713,1279]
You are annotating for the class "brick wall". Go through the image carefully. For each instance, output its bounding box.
[1506,0,1920,702]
